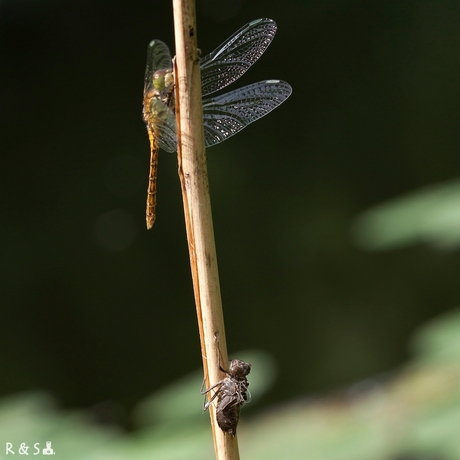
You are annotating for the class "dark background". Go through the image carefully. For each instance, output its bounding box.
[2,0,460,429]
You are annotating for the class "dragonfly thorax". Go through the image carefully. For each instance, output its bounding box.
[153,68,174,92]
[143,67,176,127]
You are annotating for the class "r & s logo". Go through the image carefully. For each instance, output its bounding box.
[5,441,56,455]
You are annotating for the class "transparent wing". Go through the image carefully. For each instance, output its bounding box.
[144,40,173,94]
[146,99,177,153]
[155,114,177,153]
[202,80,292,147]
[155,119,177,153]
[200,18,277,97]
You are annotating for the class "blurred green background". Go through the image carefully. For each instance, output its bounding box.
[2,0,460,458]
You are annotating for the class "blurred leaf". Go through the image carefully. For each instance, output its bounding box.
[353,179,460,250]
[411,309,460,364]
[2,314,460,459]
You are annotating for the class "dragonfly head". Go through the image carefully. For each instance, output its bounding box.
[228,359,251,379]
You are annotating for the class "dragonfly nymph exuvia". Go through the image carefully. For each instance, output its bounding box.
[142,18,292,229]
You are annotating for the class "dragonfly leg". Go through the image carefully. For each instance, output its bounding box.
[201,379,224,411]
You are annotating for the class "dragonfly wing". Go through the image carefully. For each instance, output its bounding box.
[154,112,177,153]
[145,99,177,153]
[200,18,277,97]
[156,122,177,153]
[144,40,173,93]
[202,80,292,148]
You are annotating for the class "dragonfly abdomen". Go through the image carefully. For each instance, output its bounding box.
[146,129,159,230]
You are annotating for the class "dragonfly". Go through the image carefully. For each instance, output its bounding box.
[143,18,292,229]
[201,358,251,436]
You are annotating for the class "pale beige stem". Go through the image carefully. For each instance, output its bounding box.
[172,1,240,459]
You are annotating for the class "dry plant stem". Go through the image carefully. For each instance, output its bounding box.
[172,1,240,459]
